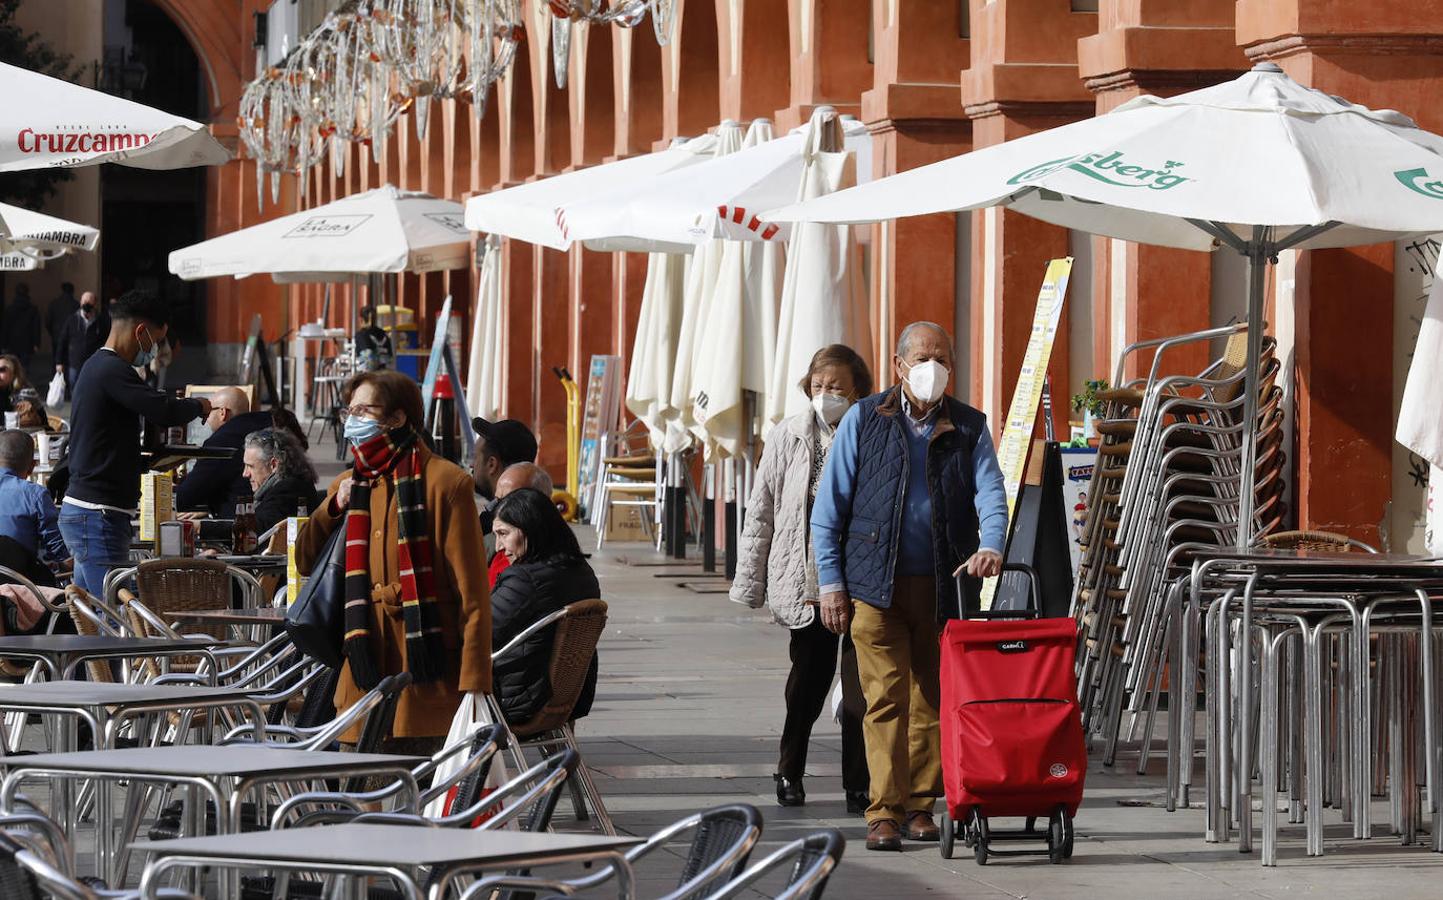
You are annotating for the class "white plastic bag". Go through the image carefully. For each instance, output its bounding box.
[423,691,513,821]
[46,377,64,408]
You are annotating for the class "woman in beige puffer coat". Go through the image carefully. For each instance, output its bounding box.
[731,343,872,814]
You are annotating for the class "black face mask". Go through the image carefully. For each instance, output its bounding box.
[80,304,94,315]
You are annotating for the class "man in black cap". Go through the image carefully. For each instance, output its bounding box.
[471,417,538,534]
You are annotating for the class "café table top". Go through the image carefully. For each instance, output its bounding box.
[210,554,287,570]
[136,822,641,868]
[164,607,286,626]
[0,635,216,656]
[6,745,425,779]
[0,681,261,707]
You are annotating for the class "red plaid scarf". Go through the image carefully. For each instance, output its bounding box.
[342,425,446,688]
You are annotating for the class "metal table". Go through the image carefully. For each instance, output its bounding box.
[137,822,642,900]
[4,745,424,892]
[0,680,267,877]
[163,606,285,645]
[1179,549,1443,857]
[164,607,286,627]
[0,635,224,681]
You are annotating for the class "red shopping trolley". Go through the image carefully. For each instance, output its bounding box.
[938,564,1086,864]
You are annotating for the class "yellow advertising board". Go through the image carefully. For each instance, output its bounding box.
[981,257,1073,609]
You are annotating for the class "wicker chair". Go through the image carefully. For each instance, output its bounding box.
[1255,529,1380,555]
[495,599,613,834]
[123,559,248,671]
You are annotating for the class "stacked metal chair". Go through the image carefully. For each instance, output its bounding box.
[1071,324,1289,766]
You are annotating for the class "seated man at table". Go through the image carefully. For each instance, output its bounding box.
[175,387,271,517]
[0,429,70,577]
[242,427,323,538]
[488,461,554,588]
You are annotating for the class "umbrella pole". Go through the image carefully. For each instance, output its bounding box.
[1235,227,1268,551]
[724,458,738,579]
[702,463,717,572]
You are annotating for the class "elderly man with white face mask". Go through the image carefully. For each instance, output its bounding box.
[810,321,1007,852]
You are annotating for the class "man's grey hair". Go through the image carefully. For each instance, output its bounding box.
[0,429,31,470]
[502,461,554,496]
[895,321,951,357]
[244,427,318,485]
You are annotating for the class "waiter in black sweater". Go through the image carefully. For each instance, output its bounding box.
[57,290,211,597]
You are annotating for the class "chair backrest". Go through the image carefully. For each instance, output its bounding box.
[442,723,506,818]
[135,558,231,622]
[703,829,845,900]
[339,671,412,789]
[474,748,578,833]
[291,666,340,729]
[1255,529,1379,555]
[668,804,765,900]
[512,599,608,738]
[64,587,122,683]
[0,834,41,900]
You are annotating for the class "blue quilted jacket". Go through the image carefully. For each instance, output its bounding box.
[811,387,991,621]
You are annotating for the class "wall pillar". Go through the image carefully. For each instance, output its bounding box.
[963,0,1097,434]
[862,0,972,388]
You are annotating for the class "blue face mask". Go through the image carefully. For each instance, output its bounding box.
[344,415,384,447]
[132,327,157,368]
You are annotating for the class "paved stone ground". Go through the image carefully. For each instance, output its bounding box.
[568,533,1443,898]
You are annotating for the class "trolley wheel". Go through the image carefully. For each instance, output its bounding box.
[939,812,955,860]
[1048,805,1074,863]
[972,809,990,866]
[551,490,579,522]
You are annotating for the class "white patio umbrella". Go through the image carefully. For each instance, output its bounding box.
[689,119,786,458]
[764,62,1443,546]
[659,122,745,454]
[0,61,229,172]
[462,133,720,251]
[625,252,688,447]
[0,202,99,259]
[466,235,505,421]
[168,186,470,282]
[562,112,871,251]
[766,108,870,427]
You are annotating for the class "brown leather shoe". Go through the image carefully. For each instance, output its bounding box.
[904,811,940,841]
[865,818,903,851]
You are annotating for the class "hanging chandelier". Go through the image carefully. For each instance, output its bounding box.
[546,0,674,89]
[236,0,523,209]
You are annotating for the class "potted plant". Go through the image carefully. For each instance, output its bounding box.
[1071,379,1110,446]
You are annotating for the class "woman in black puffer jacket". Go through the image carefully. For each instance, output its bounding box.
[489,488,601,725]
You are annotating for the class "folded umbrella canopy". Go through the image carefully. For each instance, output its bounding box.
[0,61,229,172]
[688,119,786,458]
[764,62,1443,547]
[562,111,871,251]
[660,122,744,454]
[625,252,688,447]
[462,133,721,251]
[168,185,470,282]
[466,235,506,421]
[766,108,870,427]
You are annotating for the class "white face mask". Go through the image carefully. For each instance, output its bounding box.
[812,392,851,427]
[903,359,949,405]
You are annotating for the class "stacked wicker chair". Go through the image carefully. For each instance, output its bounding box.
[1071,325,1291,764]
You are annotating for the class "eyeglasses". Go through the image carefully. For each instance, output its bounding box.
[341,404,384,419]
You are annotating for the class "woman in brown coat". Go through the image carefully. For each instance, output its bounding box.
[295,370,491,751]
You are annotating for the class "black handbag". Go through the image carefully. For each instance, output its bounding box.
[285,521,346,667]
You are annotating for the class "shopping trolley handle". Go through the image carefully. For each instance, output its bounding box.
[954,562,1043,620]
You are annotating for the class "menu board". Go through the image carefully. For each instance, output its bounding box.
[996,258,1073,515]
[982,257,1072,610]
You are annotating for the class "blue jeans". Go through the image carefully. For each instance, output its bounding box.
[58,505,132,598]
